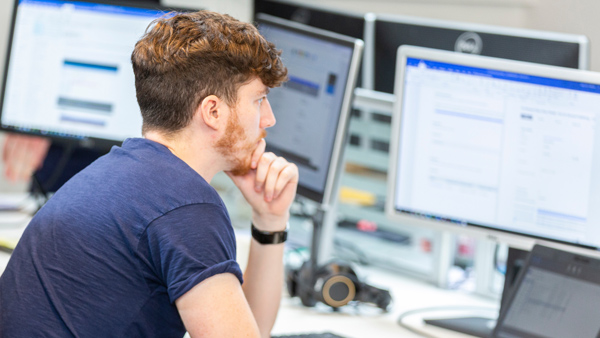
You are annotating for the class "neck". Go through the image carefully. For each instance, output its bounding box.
[144,129,222,183]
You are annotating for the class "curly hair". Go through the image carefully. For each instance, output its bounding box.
[131,10,288,135]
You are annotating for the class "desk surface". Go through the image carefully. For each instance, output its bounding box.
[270,262,497,338]
[1,204,498,338]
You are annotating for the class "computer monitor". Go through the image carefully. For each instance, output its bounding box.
[387,45,600,252]
[256,13,363,207]
[0,0,186,150]
[374,13,590,94]
[253,0,374,89]
[254,0,364,39]
[386,45,600,335]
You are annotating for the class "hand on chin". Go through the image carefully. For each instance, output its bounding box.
[225,139,299,230]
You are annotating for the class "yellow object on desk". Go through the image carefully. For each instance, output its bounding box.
[339,186,377,206]
[0,238,16,252]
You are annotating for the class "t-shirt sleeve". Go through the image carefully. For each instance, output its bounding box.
[143,203,243,303]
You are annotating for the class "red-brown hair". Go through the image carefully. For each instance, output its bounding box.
[131,10,288,135]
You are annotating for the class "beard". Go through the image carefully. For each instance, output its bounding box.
[215,112,267,176]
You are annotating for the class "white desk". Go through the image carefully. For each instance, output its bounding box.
[270,269,498,337]
[238,231,498,337]
[1,204,499,338]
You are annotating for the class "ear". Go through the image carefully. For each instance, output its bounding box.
[197,95,227,131]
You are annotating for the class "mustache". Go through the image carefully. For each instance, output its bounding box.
[259,129,267,140]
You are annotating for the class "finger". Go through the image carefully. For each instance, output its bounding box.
[5,135,27,180]
[30,137,51,169]
[3,135,17,181]
[272,163,299,200]
[251,138,266,170]
[263,157,289,202]
[14,137,35,181]
[2,134,15,163]
[23,137,48,180]
[254,152,276,192]
[3,133,19,165]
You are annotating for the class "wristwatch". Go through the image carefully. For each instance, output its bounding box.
[251,223,288,244]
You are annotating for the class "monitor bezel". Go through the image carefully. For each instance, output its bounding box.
[385,45,600,252]
[0,0,192,151]
[255,13,364,207]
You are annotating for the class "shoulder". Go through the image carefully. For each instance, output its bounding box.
[146,203,234,247]
[151,202,231,230]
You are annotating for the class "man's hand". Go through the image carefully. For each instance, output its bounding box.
[2,133,51,182]
[226,139,299,231]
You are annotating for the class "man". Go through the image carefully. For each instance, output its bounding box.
[0,10,298,337]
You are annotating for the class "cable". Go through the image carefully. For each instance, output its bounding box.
[31,172,49,213]
[445,266,472,290]
[332,237,371,266]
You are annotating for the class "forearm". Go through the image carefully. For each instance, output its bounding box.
[228,148,298,337]
[242,236,285,338]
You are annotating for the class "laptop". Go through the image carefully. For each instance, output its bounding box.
[493,244,600,338]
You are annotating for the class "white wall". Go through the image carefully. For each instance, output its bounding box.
[162,0,253,23]
[527,0,600,70]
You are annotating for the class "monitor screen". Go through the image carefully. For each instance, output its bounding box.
[256,14,363,206]
[386,46,600,251]
[0,0,184,149]
[374,14,590,94]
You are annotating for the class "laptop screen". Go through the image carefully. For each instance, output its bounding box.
[494,245,600,338]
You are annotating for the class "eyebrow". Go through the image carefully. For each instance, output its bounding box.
[259,87,270,96]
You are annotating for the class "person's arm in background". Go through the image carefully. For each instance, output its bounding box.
[2,133,50,182]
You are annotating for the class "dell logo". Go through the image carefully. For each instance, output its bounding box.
[291,9,311,25]
[455,32,483,54]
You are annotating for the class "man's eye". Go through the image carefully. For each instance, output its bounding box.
[258,97,265,105]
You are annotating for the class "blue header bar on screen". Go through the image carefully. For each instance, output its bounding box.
[406,57,600,94]
[20,0,166,17]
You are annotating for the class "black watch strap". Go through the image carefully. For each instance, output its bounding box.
[251,223,288,244]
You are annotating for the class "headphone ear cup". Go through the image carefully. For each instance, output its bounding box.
[314,262,359,308]
[320,274,357,308]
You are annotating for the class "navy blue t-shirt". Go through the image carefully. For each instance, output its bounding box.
[0,138,243,337]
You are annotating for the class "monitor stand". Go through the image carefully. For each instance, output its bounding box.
[287,203,351,308]
[423,247,529,337]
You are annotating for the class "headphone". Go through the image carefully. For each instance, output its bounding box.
[286,260,392,311]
